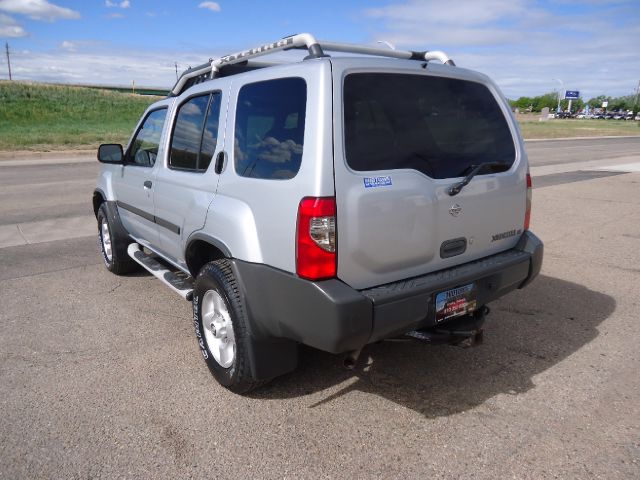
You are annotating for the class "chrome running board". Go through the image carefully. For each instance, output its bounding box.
[127,243,194,301]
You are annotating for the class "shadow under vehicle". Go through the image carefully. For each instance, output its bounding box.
[249,275,614,418]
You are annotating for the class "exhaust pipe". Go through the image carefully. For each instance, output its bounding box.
[343,349,362,370]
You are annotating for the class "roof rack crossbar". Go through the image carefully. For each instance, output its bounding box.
[170,33,455,96]
[315,41,455,67]
[171,33,325,96]
[313,41,412,60]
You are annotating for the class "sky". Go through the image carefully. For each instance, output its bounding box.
[0,0,639,100]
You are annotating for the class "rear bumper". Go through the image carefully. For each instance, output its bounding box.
[233,231,543,354]
[362,231,543,342]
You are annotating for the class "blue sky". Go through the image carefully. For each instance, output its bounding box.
[0,0,639,99]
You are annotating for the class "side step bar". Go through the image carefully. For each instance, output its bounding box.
[127,243,194,301]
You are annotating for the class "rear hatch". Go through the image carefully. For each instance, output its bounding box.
[332,62,527,290]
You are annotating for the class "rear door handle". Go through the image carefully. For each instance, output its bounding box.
[143,180,152,189]
[214,151,226,174]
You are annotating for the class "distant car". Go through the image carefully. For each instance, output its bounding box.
[635,114,640,121]
[624,112,634,121]
[612,112,625,120]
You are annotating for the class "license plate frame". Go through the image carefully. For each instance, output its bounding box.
[434,283,478,323]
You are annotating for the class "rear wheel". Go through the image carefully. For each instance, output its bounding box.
[193,259,265,393]
[97,203,137,275]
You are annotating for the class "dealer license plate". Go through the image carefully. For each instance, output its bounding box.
[434,283,478,323]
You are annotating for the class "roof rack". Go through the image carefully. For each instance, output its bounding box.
[170,33,455,97]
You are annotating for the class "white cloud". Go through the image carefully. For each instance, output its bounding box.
[364,0,537,47]
[106,12,125,19]
[57,39,104,54]
[105,1,130,8]
[60,40,75,51]
[0,0,80,21]
[366,0,528,27]
[7,46,216,88]
[363,0,640,99]
[144,10,170,17]
[198,2,221,12]
[0,12,26,36]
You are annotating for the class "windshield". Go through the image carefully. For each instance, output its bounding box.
[343,73,515,179]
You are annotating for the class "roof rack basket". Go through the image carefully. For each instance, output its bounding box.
[170,33,455,96]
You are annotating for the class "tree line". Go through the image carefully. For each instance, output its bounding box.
[508,92,638,113]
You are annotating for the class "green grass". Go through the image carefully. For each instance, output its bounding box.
[0,81,160,151]
[1,81,638,151]
[517,114,640,139]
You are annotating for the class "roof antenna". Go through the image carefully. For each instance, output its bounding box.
[376,40,396,50]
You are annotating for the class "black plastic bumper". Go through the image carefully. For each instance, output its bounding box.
[232,231,543,355]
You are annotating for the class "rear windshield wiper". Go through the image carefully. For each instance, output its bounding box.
[447,162,511,196]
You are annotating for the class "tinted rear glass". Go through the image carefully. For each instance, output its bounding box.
[234,77,306,180]
[343,73,515,179]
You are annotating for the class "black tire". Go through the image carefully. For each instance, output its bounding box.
[97,203,137,275]
[193,259,266,393]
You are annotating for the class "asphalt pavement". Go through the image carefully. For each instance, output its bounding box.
[0,137,639,478]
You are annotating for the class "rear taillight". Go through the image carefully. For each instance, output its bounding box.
[296,197,336,280]
[524,172,532,230]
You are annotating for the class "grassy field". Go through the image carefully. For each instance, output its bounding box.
[0,81,638,151]
[0,81,159,151]
[516,113,639,139]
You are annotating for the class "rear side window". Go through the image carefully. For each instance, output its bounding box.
[343,74,515,179]
[170,92,222,171]
[234,77,306,180]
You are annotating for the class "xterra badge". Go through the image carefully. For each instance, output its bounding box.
[491,229,522,242]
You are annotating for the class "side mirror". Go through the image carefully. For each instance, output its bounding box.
[97,144,124,164]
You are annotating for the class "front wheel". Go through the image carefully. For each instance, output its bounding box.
[192,259,265,393]
[97,203,137,275]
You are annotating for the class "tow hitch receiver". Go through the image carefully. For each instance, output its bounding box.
[405,306,489,347]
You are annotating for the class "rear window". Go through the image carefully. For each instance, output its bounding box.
[343,73,515,179]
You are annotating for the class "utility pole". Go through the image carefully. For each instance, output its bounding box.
[175,62,178,80]
[553,78,564,113]
[634,80,640,114]
[5,42,12,81]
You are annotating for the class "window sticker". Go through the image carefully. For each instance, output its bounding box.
[363,176,392,188]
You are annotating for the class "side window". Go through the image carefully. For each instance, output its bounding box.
[127,108,167,167]
[200,94,222,171]
[234,77,306,180]
[170,92,222,172]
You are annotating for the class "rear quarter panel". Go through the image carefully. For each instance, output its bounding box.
[209,60,335,271]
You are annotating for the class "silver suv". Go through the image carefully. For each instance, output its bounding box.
[93,34,543,393]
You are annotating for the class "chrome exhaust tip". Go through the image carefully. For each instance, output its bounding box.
[343,349,362,370]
